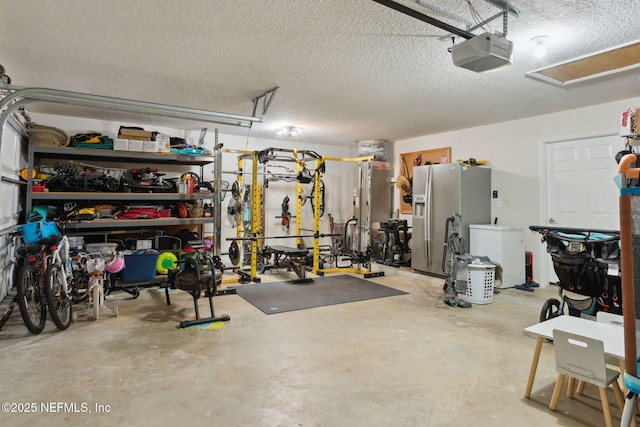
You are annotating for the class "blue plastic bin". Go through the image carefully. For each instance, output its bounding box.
[120,252,160,282]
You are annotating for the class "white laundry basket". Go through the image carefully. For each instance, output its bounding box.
[462,263,495,304]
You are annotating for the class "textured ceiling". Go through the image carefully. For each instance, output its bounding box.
[1,0,639,146]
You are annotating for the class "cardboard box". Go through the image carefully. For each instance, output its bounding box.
[155,133,171,153]
[128,140,144,152]
[119,128,153,140]
[143,140,159,153]
[114,138,129,151]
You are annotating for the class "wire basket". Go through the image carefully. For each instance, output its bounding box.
[81,253,105,275]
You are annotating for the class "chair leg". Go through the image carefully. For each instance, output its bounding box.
[598,386,614,427]
[550,373,565,411]
[576,380,586,395]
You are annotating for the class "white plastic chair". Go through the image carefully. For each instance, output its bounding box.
[597,311,624,327]
[597,311,624,367]
[549,329,624,427]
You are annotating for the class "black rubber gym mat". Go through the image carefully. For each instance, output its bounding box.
[233,274,407,314]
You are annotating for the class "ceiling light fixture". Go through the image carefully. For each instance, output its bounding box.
[276,126,303,139]
[531,35,548,59]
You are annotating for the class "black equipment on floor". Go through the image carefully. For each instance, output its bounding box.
[376,219,410,267]
[164,244,230,328]
[261,245,312,284]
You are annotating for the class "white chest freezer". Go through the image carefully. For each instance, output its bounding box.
[469,225,525,288]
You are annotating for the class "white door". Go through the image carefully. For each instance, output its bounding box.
[543,134,620,285]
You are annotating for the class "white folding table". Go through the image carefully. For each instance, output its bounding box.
[524,315,625,398]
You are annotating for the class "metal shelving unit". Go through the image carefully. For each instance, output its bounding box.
[0,86,266,257]
[26,143,217,232]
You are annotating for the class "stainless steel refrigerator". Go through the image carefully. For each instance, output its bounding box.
[412,163,491,276]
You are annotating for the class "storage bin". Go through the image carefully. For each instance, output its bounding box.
[85,242,119,254]
[462,264,495,304]
[120,252,160,282]
[68,235,85,249]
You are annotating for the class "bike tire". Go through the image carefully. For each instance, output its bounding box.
[71,269,89,304]
[16,264,46,334]
[44,263,72,330]
[92,284,100,321]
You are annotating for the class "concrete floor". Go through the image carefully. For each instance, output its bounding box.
[0,266,629,426]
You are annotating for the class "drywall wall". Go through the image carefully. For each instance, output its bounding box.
[395,96,640,286]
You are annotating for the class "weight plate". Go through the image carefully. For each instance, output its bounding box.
[231,181,240,198]
[228,240,240,266]
[156,252,178,275]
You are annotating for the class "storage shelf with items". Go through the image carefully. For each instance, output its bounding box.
[25,142,217,231]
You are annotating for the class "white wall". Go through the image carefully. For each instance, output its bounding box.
[394,97,640,285]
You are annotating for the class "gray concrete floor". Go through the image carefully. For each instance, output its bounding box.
[0,266,629,426]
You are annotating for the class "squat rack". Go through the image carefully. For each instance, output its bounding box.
[224,147,330,282]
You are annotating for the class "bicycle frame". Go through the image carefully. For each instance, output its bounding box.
[48,235,72,299]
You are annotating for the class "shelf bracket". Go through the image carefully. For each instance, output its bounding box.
[251,87,279,126]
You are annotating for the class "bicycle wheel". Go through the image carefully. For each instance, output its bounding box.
[70,269,89,303]
[16,264,46,334]
[92,281,101,321]
[44,262,72,330]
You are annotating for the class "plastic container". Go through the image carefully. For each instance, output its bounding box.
[120,252,160,282]
[68,235,85,249]
[85,242,119,254]
[462,264,495,304]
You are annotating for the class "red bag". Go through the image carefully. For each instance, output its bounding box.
[114,206,171,219]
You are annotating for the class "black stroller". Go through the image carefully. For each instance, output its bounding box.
[529,225,621,322]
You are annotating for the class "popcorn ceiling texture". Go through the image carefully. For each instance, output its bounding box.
[1,0,639,145]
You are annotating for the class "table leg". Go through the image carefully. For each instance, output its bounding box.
[619,358,628,393]
[525,336,544,398]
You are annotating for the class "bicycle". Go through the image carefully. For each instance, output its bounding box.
[43,234,77,330]
[73,252,117,321]
[15,235,59,334]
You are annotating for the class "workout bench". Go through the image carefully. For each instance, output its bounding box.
[266,245,312,284]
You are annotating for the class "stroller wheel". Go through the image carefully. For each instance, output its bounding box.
[540,298,562,322]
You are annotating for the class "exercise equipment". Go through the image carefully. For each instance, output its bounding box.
[314,155,387,279]
[374,219,410,267]
[164,245,230,328]
[228,240,240,266]
[280,195,291,228]
[262,245,312,283]
[156,251,178,275]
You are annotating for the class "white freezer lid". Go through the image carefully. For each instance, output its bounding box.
[469,224,523,231]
